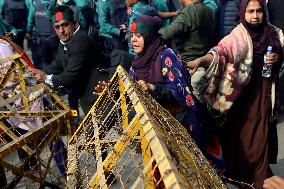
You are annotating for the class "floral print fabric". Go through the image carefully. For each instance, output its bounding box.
[202,24,254,114]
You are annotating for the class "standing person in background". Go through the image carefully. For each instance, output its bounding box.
[26,0,59,71]
[96,0,133,78]
[149,0,178,27]
[219,0,242,38]
[185,0,284,187]
[158,0,217,63]
[96,0,128,50]
[0,0,28,48]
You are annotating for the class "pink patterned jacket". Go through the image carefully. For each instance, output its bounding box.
[202,23,284,113]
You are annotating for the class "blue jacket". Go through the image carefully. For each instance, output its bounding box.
[219,0,241,38]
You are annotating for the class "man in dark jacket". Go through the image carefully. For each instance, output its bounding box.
[33,5,107,115]
[158,0,217,62]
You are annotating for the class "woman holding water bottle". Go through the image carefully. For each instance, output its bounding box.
[185,0,284,188]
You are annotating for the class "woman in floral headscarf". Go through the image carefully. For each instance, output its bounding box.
[186,0,284,187]
[129,15,225,172]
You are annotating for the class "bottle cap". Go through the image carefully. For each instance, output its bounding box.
[267,46,272,51]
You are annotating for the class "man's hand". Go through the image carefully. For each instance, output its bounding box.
[93,80,108,96]
[25,32,31,40]
[119,24,127,39]
[263,176,284,189]
[137,80,155,92]
[5,32,15,41]
[32,69,47,82]
[120,24,126,31]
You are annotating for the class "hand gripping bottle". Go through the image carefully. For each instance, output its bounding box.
[262,46,272,78]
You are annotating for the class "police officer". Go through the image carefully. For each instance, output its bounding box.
[96,0,128,50]
[26,0,59,70]
[0,0,28,48]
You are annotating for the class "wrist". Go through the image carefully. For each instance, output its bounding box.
[149,84,155,91]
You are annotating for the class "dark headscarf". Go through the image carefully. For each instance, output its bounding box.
[131,16,165,84]
[239,0,282,68]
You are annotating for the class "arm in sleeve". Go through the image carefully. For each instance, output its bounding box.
[1,19,17,34]
[51,38,93,87]
[151,84,178,105]
[26,2,35,33]
[158,12,189,40]
[0,0,4,18]
[97,0,120,37]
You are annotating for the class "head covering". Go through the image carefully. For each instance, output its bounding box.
[239,0,282,71]
[51,6,74,23]
[131,16,165,84]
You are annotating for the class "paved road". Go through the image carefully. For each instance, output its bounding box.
[272,113,284,177]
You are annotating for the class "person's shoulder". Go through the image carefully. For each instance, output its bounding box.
[72,30,93,45]
[74,30,90,40]
[162,48,180,60]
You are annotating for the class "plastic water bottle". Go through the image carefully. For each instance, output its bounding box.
[262,46,273,78]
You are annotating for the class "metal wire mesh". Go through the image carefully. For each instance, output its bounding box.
[0,39,73,188]
[68,66,227,189]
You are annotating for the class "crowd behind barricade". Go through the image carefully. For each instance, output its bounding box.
[0,0,284,188]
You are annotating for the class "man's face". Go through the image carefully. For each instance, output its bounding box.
[245,0,264,25]
[53,19,77,43]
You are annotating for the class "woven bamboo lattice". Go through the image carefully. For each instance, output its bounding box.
[0,39,73,188]
[67,66,227,189]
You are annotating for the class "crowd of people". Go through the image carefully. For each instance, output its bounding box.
[0,0,284,188]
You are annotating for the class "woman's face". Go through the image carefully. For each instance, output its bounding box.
[245,0,264,25]
[131,32,144,55]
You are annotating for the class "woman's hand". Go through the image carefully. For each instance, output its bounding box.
[263,176,284,189]
[137,80,155,92]
[265,52,280,66]
[184,58,203,75]
[93,81,108,96]
[184,54,214,75]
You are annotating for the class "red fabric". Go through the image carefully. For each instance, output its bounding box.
[130,22,136,33]
[55,12,64,22]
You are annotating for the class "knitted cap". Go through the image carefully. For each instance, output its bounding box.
[51,6,74,23]
[130,16,162,34]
